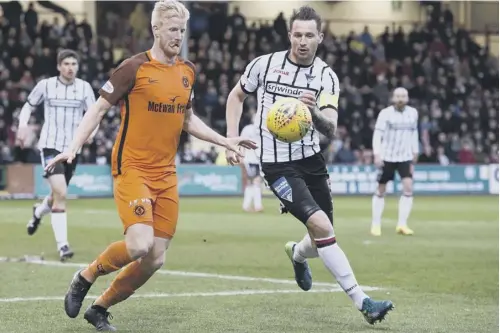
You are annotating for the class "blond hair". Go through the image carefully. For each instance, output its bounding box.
[151,0,190,27]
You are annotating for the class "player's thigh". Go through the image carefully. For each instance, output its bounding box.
[152,181,179,239]
[47,174,68,199]
[41,148,65,180]
[63,155,79,185]
[307,174,333,224]
[266,174,320,224]
[244,163,259,180]
[397,161,413,180]
[113,172,154,234]
[377,162,396,184]
[397,162,414,192]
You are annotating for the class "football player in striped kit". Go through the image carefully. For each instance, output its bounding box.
[371,87,419,236]
[225,5,393,325]
[17,49,97,261]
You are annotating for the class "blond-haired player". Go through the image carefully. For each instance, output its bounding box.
[47,1,255,330]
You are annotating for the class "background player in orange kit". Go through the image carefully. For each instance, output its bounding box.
[44,1,256,331]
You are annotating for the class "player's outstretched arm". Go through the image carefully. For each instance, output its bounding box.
[226,84,247,138]
[68,97,110,154]
[299,92,338,140]
[45,97,110,171]
[183,107,257,158]
[225,84,249,164]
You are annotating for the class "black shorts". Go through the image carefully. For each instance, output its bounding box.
[377,160,413,184]
[40,148,79,185]
[261,153,333,225]
[243,163,260,179]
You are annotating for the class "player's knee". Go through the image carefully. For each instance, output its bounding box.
[401,179,413,195]
[306,210,334,239]
[377,184,387,196]
[126,239,154,260]
[150,254,165,271]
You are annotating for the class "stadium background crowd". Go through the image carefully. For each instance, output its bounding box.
[0,1,497,166]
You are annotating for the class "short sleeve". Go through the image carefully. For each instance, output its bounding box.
[187,90,194,109]
[318,67,340,110]
[99,59,139,105]
[83,81,96,111]
[27,79,46,106]
[374,109,388,132]
[240,56,263,94]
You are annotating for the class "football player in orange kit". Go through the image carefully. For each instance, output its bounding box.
[45,1,256,330]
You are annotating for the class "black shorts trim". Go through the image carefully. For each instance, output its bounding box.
[377,161,413,184]
[40,148,79,185]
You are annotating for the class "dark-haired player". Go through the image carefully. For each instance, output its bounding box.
[17,49,97,261]
[225,5,394,324]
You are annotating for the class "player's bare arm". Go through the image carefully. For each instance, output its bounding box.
[17,102,38,147]
[225,84,248,164]
[45,97,111,170]
[183,106,257,158]
[299,92,338,139]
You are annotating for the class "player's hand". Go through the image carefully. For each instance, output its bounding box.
[224,137,257,166]
[44,151,76,172]
[299,92,317,111]
[225,149,240,166]
[374,156,384,168]
[16,126,29,148]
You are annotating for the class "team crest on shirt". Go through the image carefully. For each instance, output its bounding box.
[101,80,114,93]
[182,76,189,88]
[305,73,316,83]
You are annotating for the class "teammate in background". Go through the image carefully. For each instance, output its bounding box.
[225,5,393,325]
[240,116,263,212]
[371,87,419,236]
[17,49,97,261]
[45,1,255,331]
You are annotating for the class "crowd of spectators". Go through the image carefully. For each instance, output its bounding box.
[0,1,498,166]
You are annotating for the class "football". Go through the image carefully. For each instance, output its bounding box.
[266,97,312,143]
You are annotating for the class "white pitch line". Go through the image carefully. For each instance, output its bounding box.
[0,288,339,303]
[12,259,382,291]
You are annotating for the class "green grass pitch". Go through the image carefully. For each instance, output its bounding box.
[0,196,498,333]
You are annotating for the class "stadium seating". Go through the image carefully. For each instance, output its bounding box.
[0,2,497,165]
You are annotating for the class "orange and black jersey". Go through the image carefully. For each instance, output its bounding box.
[99,50,195,176]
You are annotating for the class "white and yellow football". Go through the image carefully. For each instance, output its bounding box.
[266,97,312,143]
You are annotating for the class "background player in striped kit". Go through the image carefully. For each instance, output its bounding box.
[240,115,263,212]
[17,49,97,261]
[225,5,393,325]
[371,87,419,236]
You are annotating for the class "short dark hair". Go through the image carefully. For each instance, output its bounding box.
[57,49,79,64]
[289,6,322,32]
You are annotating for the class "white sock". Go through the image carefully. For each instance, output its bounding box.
[35,196,52,219]
[51,210,68,250]
[243,186,253,210]
[371,192,385,227]
[398,195,413,227]
[253,183,263,210]
[316,236,369,310]
[293,233,318,263]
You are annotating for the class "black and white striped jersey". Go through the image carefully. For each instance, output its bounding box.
[372,105,419,162]
[26,77,95,152]
[240,50,340,164]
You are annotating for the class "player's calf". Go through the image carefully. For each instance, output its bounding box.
[397,178,414,235]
